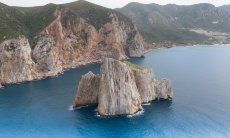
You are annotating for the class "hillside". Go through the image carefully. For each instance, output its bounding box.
[0,0,132,44]
[0,2,26,41]
[0,2,57,43]
[117,3,230,43]
[0,0,147,85]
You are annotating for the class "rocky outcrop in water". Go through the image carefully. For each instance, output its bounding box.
[73,71,100,107]
[73,58,173,116]
[155,79,173,100]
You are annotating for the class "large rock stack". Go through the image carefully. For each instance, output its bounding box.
[73,58,173,116]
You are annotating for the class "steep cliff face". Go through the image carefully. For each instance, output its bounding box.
[32,11,145,76]
[132,67,156,103]
[73,58,173,116]
[98,58,142,115]
[33,11,145,72]
[32,35,62,76]
[155,79,173,99]
[0,1,148,85]
[0,36,41,84]
[73,71,100,107]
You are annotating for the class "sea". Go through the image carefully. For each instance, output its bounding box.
[0,44,230,137]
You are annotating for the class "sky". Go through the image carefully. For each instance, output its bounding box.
[0,0,230,8]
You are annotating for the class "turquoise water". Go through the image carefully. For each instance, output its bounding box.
[1,45,230,137]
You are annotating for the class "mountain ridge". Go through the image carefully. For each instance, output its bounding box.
[0,0,133,44]
[117,2,230,44]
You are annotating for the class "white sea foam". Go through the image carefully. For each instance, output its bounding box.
[68,105,74,111]
[127,110,144,118]
[96,113,101,117]
[142,103,151,106]
[68,105,89,111]
[0,85,4,89]
[75,105,90,109]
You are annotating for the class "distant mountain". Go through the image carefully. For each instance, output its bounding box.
[220,5,230,13]
[117,3,230,43]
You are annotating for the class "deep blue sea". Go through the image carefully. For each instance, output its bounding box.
[1,45,230,137]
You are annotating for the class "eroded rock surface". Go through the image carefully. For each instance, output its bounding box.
[132,67,156,103]
[73,58,173,116]
[0,36,41,84]
[73,71,100,107]
[0,11,147,85]
[155,79,173,100]
[98,58,142,115]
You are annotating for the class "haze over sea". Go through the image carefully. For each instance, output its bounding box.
[0,45,230,137]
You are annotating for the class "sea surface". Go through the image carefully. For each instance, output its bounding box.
[1,45,230,138]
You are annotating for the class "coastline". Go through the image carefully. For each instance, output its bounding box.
[0,60,102,88]
[0,42,229,88]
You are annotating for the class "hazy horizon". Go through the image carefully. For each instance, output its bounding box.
[0,0,229,9]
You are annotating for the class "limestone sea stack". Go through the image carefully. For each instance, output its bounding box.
[73,71,100,107]
[73,58,173,116]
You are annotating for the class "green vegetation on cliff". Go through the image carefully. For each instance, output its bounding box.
[0,3,26,41]
[0,2,57,43]
[0,0,133,44]
[60,1,132,30]
[16,4,57,41]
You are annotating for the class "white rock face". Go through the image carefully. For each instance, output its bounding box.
[0,36,41,84]
[32,35,62,76]
[133,68,156,103]
[73,58,173,116]
[98,58,142,115]
[155,79,173,100]
[73,71,100,107]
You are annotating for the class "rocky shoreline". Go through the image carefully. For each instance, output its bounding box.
[73,58,173,116]
[1,38,229,88]
[1,41,228,89]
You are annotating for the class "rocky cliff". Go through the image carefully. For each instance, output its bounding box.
[0,36,41,84]
[73,58,173,116]
[98,58,143,115]
[73,71,100,107]
[0,1,148,85]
